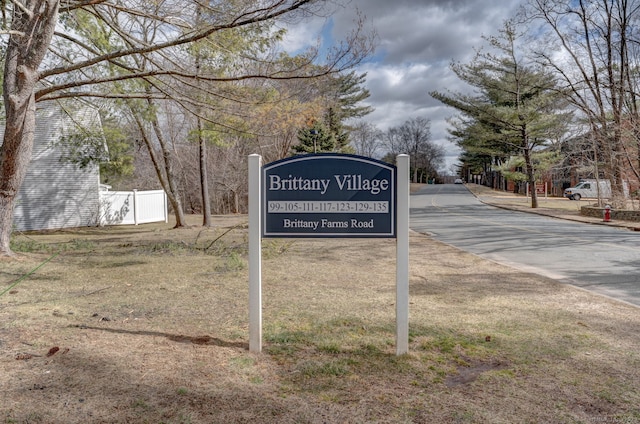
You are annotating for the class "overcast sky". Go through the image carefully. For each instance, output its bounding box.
[283,0,524,172]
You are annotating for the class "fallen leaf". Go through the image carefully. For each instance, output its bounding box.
[46,347,60,357]
[15,353,33,360]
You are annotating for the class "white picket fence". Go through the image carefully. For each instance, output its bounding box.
[99,189,168,226]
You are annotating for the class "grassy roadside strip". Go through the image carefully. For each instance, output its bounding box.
[0,217,638,423]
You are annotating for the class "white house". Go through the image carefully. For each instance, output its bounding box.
[1,101,103,232]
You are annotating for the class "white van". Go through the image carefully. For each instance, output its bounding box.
[564,179,611,201]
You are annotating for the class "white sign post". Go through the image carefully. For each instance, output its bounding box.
[248,154,262,353]
[396,154,409,355]
[248,154,409,355]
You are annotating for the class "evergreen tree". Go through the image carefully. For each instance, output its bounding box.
[431,22,570,208]
[323,71,373,153]
[292,122,335,154]
[334,71,374,120]
[325,106,351,152]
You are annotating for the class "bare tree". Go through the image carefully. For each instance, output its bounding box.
[350,120,383,158]
[127,97,189,227]
[523,0,640,206]
[384,117,444,183]
[0,0,374,256]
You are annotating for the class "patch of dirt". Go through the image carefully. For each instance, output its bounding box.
[445,360,510,387]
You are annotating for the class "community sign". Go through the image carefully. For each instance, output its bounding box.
[262,154,397,238]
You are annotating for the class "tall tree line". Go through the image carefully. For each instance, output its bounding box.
[433,0,640,208]
[0,0,375,256]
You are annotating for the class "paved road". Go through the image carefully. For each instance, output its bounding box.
[410,184,640,307]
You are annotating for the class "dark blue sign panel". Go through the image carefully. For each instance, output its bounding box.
[263,154,396,238]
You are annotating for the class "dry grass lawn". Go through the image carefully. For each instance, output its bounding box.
[1,214,639,423]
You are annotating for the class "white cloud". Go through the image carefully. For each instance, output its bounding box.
[278,18,325,52]
[280,0,524,172]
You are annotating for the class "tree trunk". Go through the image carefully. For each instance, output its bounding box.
[522,139,538,209]
[193,5,211,227]
[131,108,187,228]
[150,118,187,227]
[197,118,212,227]
[0,0,59,256]
[0,94,36,256]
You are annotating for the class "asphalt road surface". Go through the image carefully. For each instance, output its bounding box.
[410,184,640,307]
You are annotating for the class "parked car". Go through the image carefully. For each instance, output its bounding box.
[564,179,611,201]
[454,178,464,184]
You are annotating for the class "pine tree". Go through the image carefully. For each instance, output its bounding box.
[430,22,570,208]
[292,123,336,154]
[325,71,372,153]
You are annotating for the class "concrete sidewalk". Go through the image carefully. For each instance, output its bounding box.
[465,183,640,232]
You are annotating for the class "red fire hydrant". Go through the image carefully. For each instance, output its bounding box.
[603,205,612,222]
